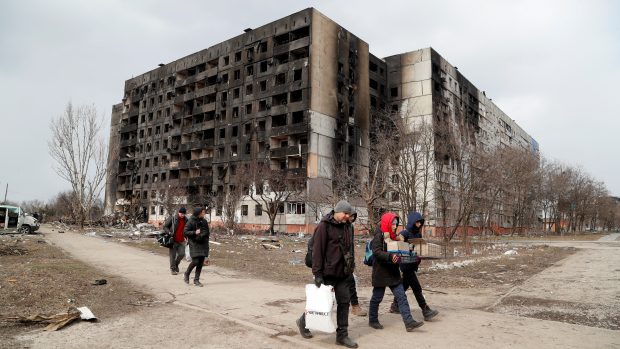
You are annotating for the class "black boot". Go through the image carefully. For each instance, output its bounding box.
[369,322,384,330]
[405,319,424,332]
[296,315,313,339]
[336,336,358,348]
[422,305,439,321]
[183,272,190,284]
[194,280,203,287]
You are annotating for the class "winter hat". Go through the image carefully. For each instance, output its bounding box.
[193,207,204,217]
[334,200,354,214]
[178,207,187,214]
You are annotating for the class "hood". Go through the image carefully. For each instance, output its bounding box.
[405,211,424,232]
[380,212,400,240]
[322,210,344,225]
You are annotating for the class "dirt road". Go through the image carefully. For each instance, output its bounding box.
[19,228,620,348]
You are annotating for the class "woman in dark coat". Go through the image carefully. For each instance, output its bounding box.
[368,212,424,331]
[183,207,210,287]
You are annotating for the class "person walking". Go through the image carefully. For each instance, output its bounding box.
[163,207,188,275]
[183,207,210,287]
[368,212,424,331]
[296,200,358,348]
[389,211,439,321]
[347,212,367,317]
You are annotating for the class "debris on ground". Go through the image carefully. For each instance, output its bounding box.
[0,307,83,331]
[262,243,281,250]
[504,250,519,256]
[92,279,107,286]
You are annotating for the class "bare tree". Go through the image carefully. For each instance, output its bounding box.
[48,103,108,228]
[241,160,305,235]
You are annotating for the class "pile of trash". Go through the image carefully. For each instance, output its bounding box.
[0,306,97,331]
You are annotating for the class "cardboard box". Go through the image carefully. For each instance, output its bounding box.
[409,238,443,258]
[386,241,410,253]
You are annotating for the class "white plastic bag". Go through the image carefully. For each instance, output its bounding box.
[304,284,336,333]
[185,244,191,262]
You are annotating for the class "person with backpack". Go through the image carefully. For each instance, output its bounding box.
[388,211,439,321]
[368,212,424,332]
[162,207,188,275]
[183,207,210,287]
[297,200,358,348]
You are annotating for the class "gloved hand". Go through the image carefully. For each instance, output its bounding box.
[314,275,324,288]
[390,253,401,264]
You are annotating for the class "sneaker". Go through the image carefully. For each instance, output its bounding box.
[194,280,203,287]
[296,317,313,339]
[351,304,367,317]
[405,319,424,332]
[336,337,358,348]
[422,305,439,321]
[369,322,384,330]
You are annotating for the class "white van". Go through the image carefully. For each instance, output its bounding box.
[0,205,40,234]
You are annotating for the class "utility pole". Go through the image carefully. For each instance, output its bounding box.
[3,183,7,203]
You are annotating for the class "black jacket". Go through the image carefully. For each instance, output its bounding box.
[183,216,210,258]
[371,228,402,287]
[311,211,354,279]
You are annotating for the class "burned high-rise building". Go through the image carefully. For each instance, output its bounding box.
[105,8,537,232]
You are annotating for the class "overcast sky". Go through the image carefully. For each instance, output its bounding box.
[1,0,619,203]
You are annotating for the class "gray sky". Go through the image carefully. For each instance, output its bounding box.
[1,0,619,203]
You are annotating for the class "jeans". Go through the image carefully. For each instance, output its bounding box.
[299,276,351,339]
[169,242,185,271]
[369,283,414,325]
[185,256,205,281]
[346,274,359,306]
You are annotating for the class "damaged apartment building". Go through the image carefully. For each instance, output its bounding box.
[105,8,537,233]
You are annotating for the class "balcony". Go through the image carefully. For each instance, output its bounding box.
[269,144,308,159]
[270,122,308,137]
[119,123,138,134]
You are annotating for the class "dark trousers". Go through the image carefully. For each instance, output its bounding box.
[299,276,351,339]
[185,256,205,281]
[168,242,185,271]
[346,274,359,306]
[402,267,426,308]
[370,283,414,325]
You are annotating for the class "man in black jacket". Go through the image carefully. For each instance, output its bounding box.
[163,207,188,275]
[389,211,439,321]
[296,200,358,348]
[183,207,210,287]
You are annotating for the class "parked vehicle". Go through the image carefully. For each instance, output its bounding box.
[0,205,40,234]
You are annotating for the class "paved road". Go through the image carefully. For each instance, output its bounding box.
[21,228,620,348]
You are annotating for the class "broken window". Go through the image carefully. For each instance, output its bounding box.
[273,33,289,46]
[231,144,238,157]
[258,120,266,131]
[224,56,230,65]
[232,126,238,137]
[369,79,378,90]
[259,80,267,91]
[293,69,302,81]
[272,114,287,127]
[292,111,304,124]
[258,100,267,111]
[391,87,398,97]
[274,53,288,65]
[233,107,239,118]
[219,128,226,139]
[290,26,309,41]
[273,93,287,105]
[245,104,252,115]
[246,65,254,76]
[255,204,262,216]
[290,47,308,61]
[233,88,240,99]
[290,90,302,103]
[244,123,251,135]
[241,205,248,216]
[221,73,229,83]
[259,61,268,73]
[234,51,241,62]
[234,70,240,80]
[259,42,268,53]
[246,84,253,95]
[275,73,286,85]
[245,143,251,154]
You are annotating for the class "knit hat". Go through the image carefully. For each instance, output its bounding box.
[178,207,187,214]
[334,200,355,214]
[193,207,205,217]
